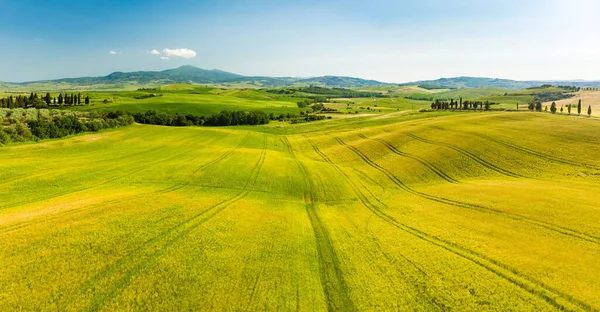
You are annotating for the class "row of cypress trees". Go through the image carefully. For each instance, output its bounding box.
[0,92,90,108]
[546,99,592,116]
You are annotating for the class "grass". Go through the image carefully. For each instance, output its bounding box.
[1,111,600,310]
[63,86,308,116]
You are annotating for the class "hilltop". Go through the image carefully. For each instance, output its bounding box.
[5,66,391,90]
[401,76,600,89]
[4,67,600,91]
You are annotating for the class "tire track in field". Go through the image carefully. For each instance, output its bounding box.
[281,137,354,312]
[426,124,600,171]
[404,133,525,178]
[334,136,600,246]
[306,137,592,311]
[0,131,228,212]
[72,134,268,312]
[356,133,459,184]
[191,132,250,175]
[0,184,191,235]
[61,133,260,307]
[478,133,600,170]
[0,130,209,190]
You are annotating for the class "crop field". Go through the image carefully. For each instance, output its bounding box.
[68,86,308,116]
[1,112,600,310]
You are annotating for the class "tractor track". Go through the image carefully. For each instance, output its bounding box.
[64,135,268,311]
[356,133,459,184]
[282,137,354,312]
[334,135,600,245]
[404,133,525,178]
[306,136,592,311]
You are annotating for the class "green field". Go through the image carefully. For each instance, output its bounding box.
[66,86,306,116]
[1,111,600,310]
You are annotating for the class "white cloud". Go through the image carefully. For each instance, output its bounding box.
[109,50,117,55]
[160,56,170,60]
[162,48,196,59]
[150,49,160,55]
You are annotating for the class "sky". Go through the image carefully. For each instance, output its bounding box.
[0,0,599,83]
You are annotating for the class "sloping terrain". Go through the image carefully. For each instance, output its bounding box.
[1,112,599,310]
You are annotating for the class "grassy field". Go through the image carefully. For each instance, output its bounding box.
[65,86,306,116]
[1,111,600,310]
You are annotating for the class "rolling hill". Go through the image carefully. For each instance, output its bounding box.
[6,66,391,89]
[2,112,600,310]
[401,77,600,89]
[5,67,600,91]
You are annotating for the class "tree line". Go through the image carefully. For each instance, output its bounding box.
[129,109,329,127]
[130,110,270,127]
[429,98,492,110]
[545,99,592,116]
[0,108,133,145]
[0,92,90,109]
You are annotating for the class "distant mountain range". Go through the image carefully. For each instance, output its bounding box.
[5,66,387,89]
[4,66,600,90]
[401,77,600,89]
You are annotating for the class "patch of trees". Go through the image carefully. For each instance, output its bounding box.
[0,92,89,109]
[0,108,133,145]
[418,84,453,90]
[290,115,328,124]
[133,94,163,100]
[428,98,492,111]
[527,84,580,92]
[268,87,383,99]
[297,99,313,108]
[532,92,573,103]
[130,110,270,127]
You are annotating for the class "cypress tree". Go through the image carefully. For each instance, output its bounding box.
[588,106,592,117]
[58,93,63,104]
[85,96,90,105]
[578,99,582,115]
[560,105,563,114]
[535,102,542,112]
[550,102,557,114]
[45,93,51,105]
[77,93,81,105]
[568,104,571,114]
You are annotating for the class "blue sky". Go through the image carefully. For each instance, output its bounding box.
[1,0,599,82]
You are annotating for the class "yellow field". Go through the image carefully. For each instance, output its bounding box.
[1,112,600,310]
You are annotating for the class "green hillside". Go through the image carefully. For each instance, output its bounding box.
[1,112,600,310]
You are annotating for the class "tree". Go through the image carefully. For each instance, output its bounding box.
[58,93,63,105]
[78,93,81,105]
[560,105,563,114]
[550,102,557,114]
[588,105,592,117]
[85,96,90,105]
[45,93,51,105]
[535,102,542,112]
[578,99,582,115]
[568,104,571,115]
[484,101,490,111]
